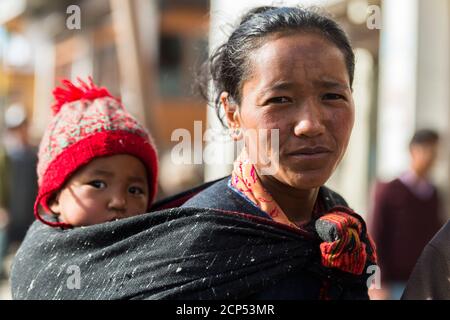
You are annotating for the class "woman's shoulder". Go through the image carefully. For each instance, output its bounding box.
[181,176,234,206]
[320,185,349,210]
[181,178,350,220]
[181,176,271,219]
[182,176,230,203]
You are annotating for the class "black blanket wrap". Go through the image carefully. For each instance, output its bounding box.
[11,206,370,300]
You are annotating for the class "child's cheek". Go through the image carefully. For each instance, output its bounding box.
[66,187,106,225]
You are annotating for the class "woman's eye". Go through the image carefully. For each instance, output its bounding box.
[129,186,144,195]
[88,180,106,189]
[267,96,292,104]
[323,93,346,101]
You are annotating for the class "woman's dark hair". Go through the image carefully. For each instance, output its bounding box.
[200,6,355,126]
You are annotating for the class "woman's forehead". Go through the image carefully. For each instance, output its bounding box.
[246,34,349,90]
[250,34,346,74]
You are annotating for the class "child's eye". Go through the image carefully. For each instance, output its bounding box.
[128,186,145,195]
[88,180,107,189]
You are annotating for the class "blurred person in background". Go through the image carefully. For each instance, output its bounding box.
[369,129,444,300]
[1,104,37,263]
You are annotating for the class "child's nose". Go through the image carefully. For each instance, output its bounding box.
[108,193,127,212]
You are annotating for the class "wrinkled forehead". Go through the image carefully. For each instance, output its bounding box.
[247,33,350,86]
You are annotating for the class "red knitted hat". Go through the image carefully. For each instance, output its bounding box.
[35,78,158,228]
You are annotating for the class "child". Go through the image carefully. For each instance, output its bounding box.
[34,78,158,228]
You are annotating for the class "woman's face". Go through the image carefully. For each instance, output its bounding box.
[224,32,355,190]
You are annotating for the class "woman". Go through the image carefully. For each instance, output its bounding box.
[183,6,377,299]
[11,6,376,300]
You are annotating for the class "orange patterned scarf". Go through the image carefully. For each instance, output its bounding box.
[230,149,300,229]
[230,149,377,275]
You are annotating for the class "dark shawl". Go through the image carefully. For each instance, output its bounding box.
[11,177,373,299]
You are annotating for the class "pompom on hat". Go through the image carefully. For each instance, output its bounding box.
[35,78,158,228]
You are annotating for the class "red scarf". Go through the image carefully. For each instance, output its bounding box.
[231,149,377,275]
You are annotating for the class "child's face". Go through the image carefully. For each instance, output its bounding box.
[50,154,149,226]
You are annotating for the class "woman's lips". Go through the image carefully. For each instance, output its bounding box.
[287,146,332,160]
[288,153,331,161]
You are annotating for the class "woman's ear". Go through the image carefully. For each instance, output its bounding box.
[48,193,61,215]
[220,92,241,129]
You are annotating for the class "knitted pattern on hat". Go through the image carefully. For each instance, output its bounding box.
[35,78,158,228]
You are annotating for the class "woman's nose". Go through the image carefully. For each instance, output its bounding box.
[293,100,326,137]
